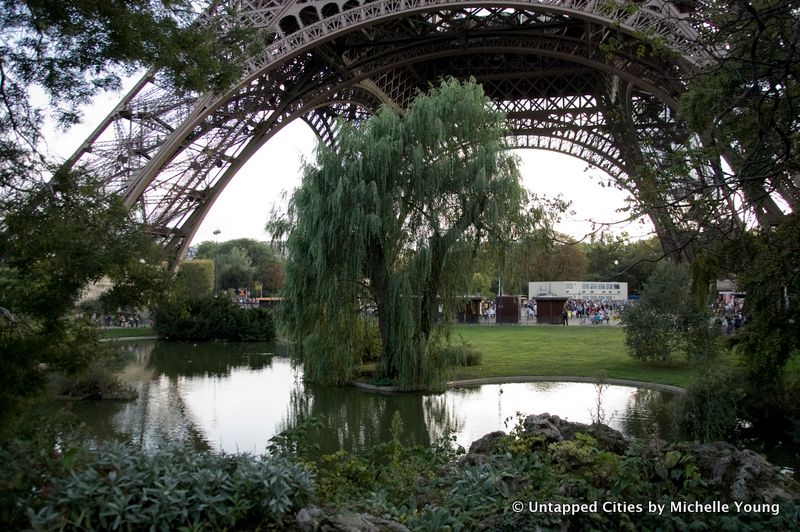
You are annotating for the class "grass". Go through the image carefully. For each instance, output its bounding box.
[446,325,736,388]
[99,326,156,339]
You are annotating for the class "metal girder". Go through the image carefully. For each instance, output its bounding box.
[65,0,707,262]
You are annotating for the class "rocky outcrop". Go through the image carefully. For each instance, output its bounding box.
[459,413,629,465]
[523,413,629,453]
[665,441,794,502]
[459,413,794,507]
[460,430,506,466]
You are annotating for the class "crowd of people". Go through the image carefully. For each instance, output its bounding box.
[89,312,145,328]
[557,299,628,326]
[713,294,746,336]
[475,298,629,325]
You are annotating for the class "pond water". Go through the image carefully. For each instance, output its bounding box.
[56,340,680,455]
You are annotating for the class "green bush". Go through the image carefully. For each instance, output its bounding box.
[677,366,745,442]
[153,296,275,341]
[26,443,312,530]
[622,261,718,363]
[435,343,483,367]
[176,259,215,298]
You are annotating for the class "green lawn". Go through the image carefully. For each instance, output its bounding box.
[99,326,156,339]
[447,325,733,388]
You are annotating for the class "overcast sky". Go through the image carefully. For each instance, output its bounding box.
[46,83,652,247]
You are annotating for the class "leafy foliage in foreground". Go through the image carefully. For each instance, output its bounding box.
[268,415,799,531]
[3,415,798,531]
[153,295,276,341]
[0,174,170,432]
[0,435,312,530]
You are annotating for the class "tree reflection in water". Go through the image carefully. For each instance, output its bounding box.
[56,342,680,455]
[278,384,463,456]
[618,388,678,440]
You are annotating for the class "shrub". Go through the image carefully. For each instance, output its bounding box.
[677,366,745,442]
[435,343,483,367]
[622,261,718,363]
[26,443,313,530]
[152,296,275,341]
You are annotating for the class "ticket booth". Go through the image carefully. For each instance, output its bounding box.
[534,297,569,325]
[457,297,483,323]
[495,295,520,324]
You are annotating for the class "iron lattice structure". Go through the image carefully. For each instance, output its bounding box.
[64,0,783,262]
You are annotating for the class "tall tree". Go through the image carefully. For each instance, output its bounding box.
[271,79,552,389]
[527,242,589,282]
[214,247,255,292]
[682,0,800,217]
[0,0,257,192]
[0,173,170,431]
[0,1,259,432]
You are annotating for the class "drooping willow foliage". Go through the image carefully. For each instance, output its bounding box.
[271,79,551,390]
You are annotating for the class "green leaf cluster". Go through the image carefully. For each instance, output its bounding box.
[17,442,312,530]
[0,173,169,432]
[152,295,276,342]
[621,261,718,363]
[1,0,262,191]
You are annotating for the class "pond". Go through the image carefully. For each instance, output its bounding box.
[56,340,680,455]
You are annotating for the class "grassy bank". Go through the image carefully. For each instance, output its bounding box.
[99,326,156,339]
[447,325,733,388]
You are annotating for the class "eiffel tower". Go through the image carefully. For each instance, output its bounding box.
[64,0,784,264]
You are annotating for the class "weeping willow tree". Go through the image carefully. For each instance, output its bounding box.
[271,79,551,390]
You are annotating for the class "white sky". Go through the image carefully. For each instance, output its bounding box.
[46,83,653,246]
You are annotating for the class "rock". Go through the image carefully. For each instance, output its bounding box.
[522,413,629,452]
[296,506,325,531]
[460,430,506,466]
[522,413,563,443]
[584,422,629,454]
[671,441,795,502]
[467,430,506,455]
[296,507,409,532]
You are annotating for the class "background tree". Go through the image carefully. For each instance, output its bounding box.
[271,79,553,390]
[175,259,215,299]
[583,237,662,295]
[621,261,718,364]
[213,247,255,293]
[527,242,589,282]
[194,238,285,294]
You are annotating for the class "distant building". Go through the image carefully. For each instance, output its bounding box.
[78,276,114,304]
[528,281,628,301]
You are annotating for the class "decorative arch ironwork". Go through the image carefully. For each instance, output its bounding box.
[66,0,714,261]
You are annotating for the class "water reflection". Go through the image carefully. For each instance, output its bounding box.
[444,382,677,448]
[58,341,679,454]
[280,385,463,455]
